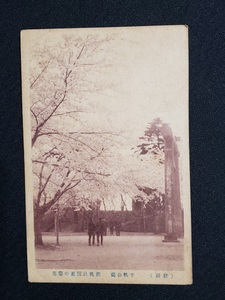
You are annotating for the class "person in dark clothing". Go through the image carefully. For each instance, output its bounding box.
[87,219,96,246]
[115,219,121,236]
[109,220,114,235]
[101,218,107,236]
[95,218,105,246]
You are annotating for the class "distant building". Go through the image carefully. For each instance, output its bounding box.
[42,191,166,233]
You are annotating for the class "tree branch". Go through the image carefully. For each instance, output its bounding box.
[40,178,84,215]
[38,171,52,203]
[37,163,45,205]
[31,69,70,146]
[30,108,39,126]
[83,170,111,177]
[68,131,120,136]
[52,110,84,117]
[30,61,50,89]
[76,45,85,61]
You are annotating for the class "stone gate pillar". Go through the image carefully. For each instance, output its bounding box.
[161,124,183,242]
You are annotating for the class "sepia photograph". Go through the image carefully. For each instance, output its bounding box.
[21,25,192,284]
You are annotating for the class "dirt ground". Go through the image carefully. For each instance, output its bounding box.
[36,232,184,270]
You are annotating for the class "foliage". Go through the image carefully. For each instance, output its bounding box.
[30,34,122,221]
[136,118,165,164]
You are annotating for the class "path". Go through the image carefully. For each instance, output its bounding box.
[36,233,184,270]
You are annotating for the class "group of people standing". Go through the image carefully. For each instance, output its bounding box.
[87,218,105,246]
[87,217,122,246]
[109,219,121,236]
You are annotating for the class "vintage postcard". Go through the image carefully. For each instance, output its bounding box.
[21,25,192,284]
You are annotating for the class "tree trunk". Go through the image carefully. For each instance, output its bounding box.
[34,211,43,246]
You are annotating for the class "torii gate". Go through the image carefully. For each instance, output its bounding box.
[161,124,183,242]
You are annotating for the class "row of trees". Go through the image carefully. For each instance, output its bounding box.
[30,34,125,245]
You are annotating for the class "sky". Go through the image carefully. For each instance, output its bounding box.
[82,26,187,137]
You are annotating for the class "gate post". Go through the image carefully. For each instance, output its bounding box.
[161,124,183,242]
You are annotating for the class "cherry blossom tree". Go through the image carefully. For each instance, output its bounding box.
[29,34,122,245]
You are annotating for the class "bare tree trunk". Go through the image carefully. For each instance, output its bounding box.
[34,210,43,246]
